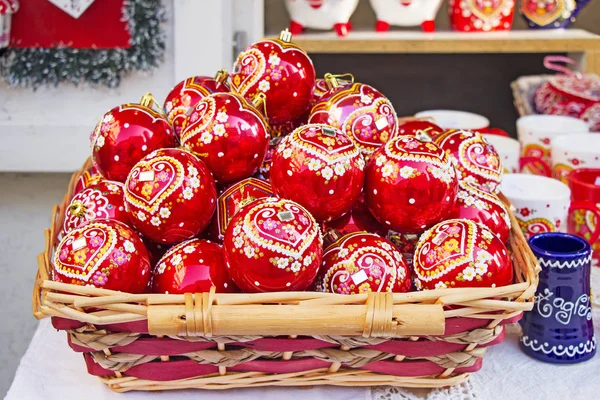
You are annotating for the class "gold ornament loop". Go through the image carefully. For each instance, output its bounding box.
[323,73,354,91]
[251,92,268,121]
[69,201,87,218]
[279,28,293,43]
[214,69,229,84]
[140,92,165,116]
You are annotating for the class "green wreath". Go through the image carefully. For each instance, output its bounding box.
[1,0,166,89]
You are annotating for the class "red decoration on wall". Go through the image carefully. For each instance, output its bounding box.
[10,0,130,48]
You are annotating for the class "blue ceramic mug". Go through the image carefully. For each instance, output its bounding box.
[520,232,596,364]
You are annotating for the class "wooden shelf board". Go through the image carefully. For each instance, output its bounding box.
[284,29,600,54]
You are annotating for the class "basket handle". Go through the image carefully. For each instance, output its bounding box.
[146,291,445,338]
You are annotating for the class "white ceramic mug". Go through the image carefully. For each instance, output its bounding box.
[551,134,600,184]
[483,134,520,174]
[516,115,589,176]
[501,174,571,239]
[415,110,490,130]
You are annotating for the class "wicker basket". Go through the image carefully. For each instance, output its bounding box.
[32,159,540,392]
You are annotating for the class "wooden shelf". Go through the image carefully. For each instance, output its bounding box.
[290,29,600,54]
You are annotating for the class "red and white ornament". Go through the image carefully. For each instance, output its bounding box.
[397,120,444,141]
[180,92,269,183]
[451,179,511,243]
[231,29,316,125]
[270,124,365,222]
[315,232,411,294]
[309,79,399,155]
[53,220,151,293]
[210,178,275,242]
[91,94,178,183]
[163,70,230,138]
[124,148,217,244]
[63,181,130,234]
[73,164,104,196]
[312,74,353,106]
[413,219,513,290]
[435,129,503,193]
[223,197,323,292]
[152,239,238,294]
[365,134,458,233]
[449,0,516,32]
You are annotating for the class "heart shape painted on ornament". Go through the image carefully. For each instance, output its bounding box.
[415,220,478,282]
[243,200,319,258]
[293,127,358,163]
[467,0,510,20]
[345,99,396,150]
[459,136,502,182]
[517,217,554,237]
[386,136,449,168]
[327,247,395,293]
[64,188,111,231]
[125,156,185,215]
[54,223,117,281]
[180,97,217,144]
[521,0,566,26]
[232,48,266,97]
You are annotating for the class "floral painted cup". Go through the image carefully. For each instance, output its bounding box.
[551,134,600,184]
[517,115,589,176]
[520,233,595,364]
[415,110,490,131]
[501,174,570,239]
[483,134,520,174]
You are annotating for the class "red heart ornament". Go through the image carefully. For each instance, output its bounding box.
[124,149,217,244]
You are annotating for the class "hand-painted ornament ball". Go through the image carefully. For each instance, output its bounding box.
[435,129,503,193]
[152,239,238,294]
[413,219,513,290]
[397,120,444,141]
[223,197,323,292]
[365,135,458,233]
[308,77,399,155]
[91,94,178,183]
[53,220,151,293]
[63,181,130,234]
[451,179,511,243]
[231,29,316,125]
[180,92,269,183]
[163,70,230,138]
[270,124,365,222]
[315,232,411,294]
[210,177,275,242]
[311,73,353,106]
[124,148,217,244]
[73,165,104,196]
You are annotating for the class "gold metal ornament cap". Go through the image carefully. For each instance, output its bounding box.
[279,28,293,43]
[214,69,229,84]
[69,201,87,218]
[324,73,340,90]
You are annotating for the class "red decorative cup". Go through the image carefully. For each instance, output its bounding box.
[449,0,516,32]
[567,168,600,268]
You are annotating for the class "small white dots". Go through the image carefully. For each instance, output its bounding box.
[199,259,204,263]
[296,62,302,68]
[287,170,293,176]
[421,224,427,228]
[162,238,167,242]
[218,152,224,157]
[224,283,228,288]
[226,99,231,104]
[329,189,334,195]
[255,281,260,286]
[385,221,391,226]
[141,269,146,275]
[293,92,298,97]
[373,189,378,195]
[361,238,366,242]
[286,282,291,287]
[179,222,184,227]
[409,198,415,204]
[449,140,455,144]
[211,198,215,203]
[114,155,120,161]
[142,145,148,151]
[124,123,130,128]
[446,196,450,201]
[119,206,124,211]
[491,284,496,288]
[254,154,258,158]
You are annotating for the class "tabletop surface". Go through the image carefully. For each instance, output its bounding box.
[7,312,600,400]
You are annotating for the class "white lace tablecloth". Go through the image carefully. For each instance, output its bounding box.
[7,310,600,400]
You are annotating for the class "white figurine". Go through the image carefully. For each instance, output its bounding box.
[284,0,359,36]
[369,0,443,32]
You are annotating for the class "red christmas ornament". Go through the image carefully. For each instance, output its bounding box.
[180,92,269,183]
[152,239,238,294]
[91,94,178,183]
[231,29,316,125]
[365,134,458,234]
[53,220,151,293]
[210,178,275,242]
[435,129,503,193]
[223,197,323,292]
[312,73,353,106]
[270,124,366,222]
[315,232,411,294]
[73,165,104,196]
[124,148,217,244]
[397,120,444,141]
[386,231,421,266]
[309,75,399,155]
[451,179,511,243]
[413,219,513,290]
[325,196,388,237]
[163,70,231,138]
[63,181,130,234]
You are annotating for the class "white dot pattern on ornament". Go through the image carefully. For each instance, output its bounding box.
[287,170,293,176]
[329,189,334,195]
[142,145,147,151]
[373,189,378,195]
[114,155,119,161]
[224,283,228,288]
[124,123,130,128]
[254,154,258,158]
[218,152,224,157]
[409,198,415,204]
[255,281,260,286]
[199,259,204,263]
[286,282,291,287]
